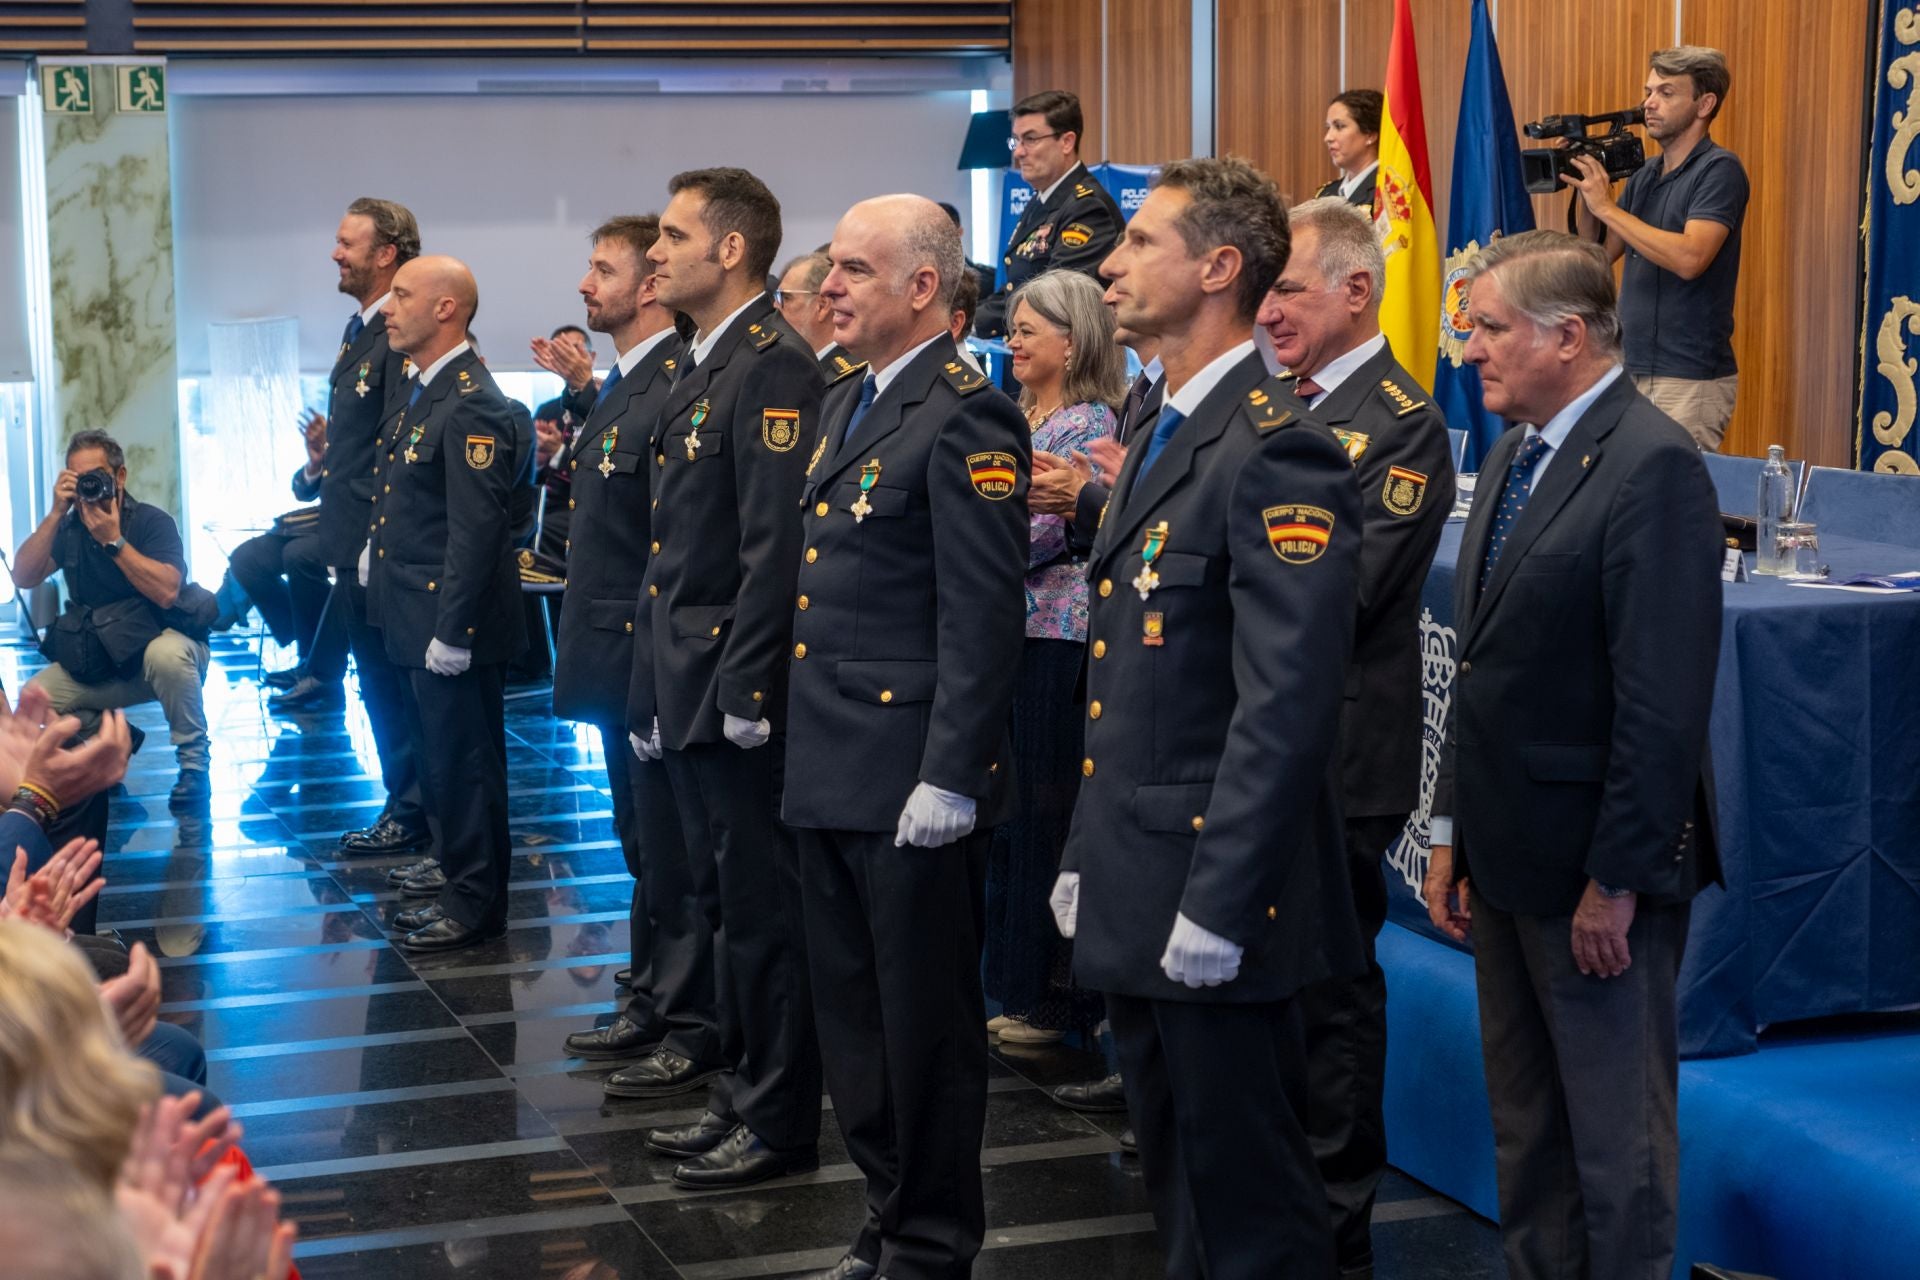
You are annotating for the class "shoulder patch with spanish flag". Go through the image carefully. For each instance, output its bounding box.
[967,451,1018,500]
[762,409,800,453]
[1263,504,1334,564]
[1059,223,1094,249]
[465,435,496,470]
[1382,465,1428,516]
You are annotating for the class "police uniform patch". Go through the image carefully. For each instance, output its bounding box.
[967,451,1018,500]
[942,360,989,396]
[762,409,800,452]
[1059,223,1094,249]
[1331,428,1372,462]
[1263,504,1334,564]
[1382,465,1427,516]
[466,435,496,470]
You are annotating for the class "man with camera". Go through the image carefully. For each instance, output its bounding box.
[11,430,212,807]
[1566,45,1748,450]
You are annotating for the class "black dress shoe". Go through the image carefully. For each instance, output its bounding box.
[645,1110,737,1158]
[1051,1072,1128,1113]
[795,1254,879,1280]
[564,1016,658,1061]
[671,1124,818,1190]
[614,967,634,989]
[392,903,443,931]
[1119,1127,1137,1156]
[397,916,501,952]
[603,1049,722,1099]
[341,816,431,855]
[168,769,211,809]
[400,864,448,898]
[386,857,439,886]
[261,666,302,690]
[269,676,345,714]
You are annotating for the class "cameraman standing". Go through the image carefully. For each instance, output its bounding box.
[10,430,211,807]
[1568,46,1747,450]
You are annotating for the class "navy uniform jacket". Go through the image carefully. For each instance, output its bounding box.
[318,311,411,568]
[1275,342,1454,820]
[552,335,681,726]
[1434,375,1723,915]
[365,349,527,670]
[1061,352,1366,1004]
[782,339,1029,832]
[1316,169,1378,210]
[975,162,1124,337]
[631,298,823,747]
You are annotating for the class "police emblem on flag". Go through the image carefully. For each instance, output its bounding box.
[762,409,800,452]
[465,435,496,469]
[1382,466,1428,516]
[1263,504,1334,564]
[967,451,1018,500]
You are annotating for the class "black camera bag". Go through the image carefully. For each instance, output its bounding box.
[39,597,164,682]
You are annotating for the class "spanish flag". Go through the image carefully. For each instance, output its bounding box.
[1376,0,1441,386]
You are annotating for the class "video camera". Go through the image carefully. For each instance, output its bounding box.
[73,468,118,506]
[1520,109,1646,195]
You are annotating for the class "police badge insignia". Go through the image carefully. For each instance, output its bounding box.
[1382,466,1428,516]
[762,409,800,452]
[1059,223,1094,249]
[966,451,1018,500]
[1263,504,1334,564]
[465,435,496,470]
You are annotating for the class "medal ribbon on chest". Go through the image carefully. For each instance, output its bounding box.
[404,415,424,465]
[851,459,882,523]
[1134,521,1169,600]
[598,425,619,478]
[686,399,710,460]
[355,362,371,398]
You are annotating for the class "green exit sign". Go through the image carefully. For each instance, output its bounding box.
[117,65,167,113]
[41,64,93,114]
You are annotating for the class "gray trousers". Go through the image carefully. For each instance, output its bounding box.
[1472,892,1689,1280]
[30,628,211,770]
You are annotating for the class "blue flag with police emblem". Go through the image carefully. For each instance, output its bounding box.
[1434,0,1533,471]
[1858,0,1920,473]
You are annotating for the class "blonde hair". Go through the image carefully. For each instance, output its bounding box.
[1008,270,1129,414]
[0,922,160,1188]
[0,1152,145,1279]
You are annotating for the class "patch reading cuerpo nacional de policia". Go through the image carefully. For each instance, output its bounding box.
[967,452,1018,500]
[1263,504,1334,564]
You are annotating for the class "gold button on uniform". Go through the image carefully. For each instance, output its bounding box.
[377,548,385,558]
[1089,701,1102,720]
[794,643,807,659]
[797,595,809,610]
[1191,816,1205,832]
[1460,661,1472,676]
[427,580,436,591]
[1082,758,1095,777]
[752,691,764,703]
[1093,640,1107,659]
[657,453,666,466]
[1098,579,1113,598]
[650,541,661,554]
[710,626,721,636]
[466,626,475,636]
[815,502,829,517]
[880,690,893,703]
[1267,905,1277,920]
[568,498,576,509]
[805,548,818,563]
[624,621,633,633]
[647,585,659,597]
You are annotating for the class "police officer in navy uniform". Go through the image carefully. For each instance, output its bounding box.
[549,215,719,1080]
[365,256,526,954]
[1258,196,1455,1280]
[614,169,826,1191]
[1053,158,1365,1279]
[316,197,432,861]
[772,250,862,381]
[784,195,1029,1280]
[975,90,1125,338]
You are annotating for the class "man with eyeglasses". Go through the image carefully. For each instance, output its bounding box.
[774,251,860,380]
[975,88,1123,338]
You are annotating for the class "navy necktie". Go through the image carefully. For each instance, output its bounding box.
[1118,373,1152,440]
[841,374,879,451]
[593,362,624,409]
[1128,407,1186,496]
[343,313,365,346]
[407,379,424,410]
[1479,433,1553,592]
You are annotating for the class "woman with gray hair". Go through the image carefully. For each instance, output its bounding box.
[983,269,1126,1046]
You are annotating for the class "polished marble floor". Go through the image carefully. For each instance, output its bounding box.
[4,632,1504,1279]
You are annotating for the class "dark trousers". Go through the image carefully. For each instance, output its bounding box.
[798,825,989,1280]
[1107,992,1332,1280]
[338,574,426,835]
[1298,811,1403,1267]
[665,740,820,1151]
[229,531,346,681]
[603,727,721,1063]
[1472,893,1689,1280]
[402,662,510,931]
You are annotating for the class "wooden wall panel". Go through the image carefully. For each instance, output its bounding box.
[1683,0,1866,465]
[1012,0,1104,165]
[1216,0,1343,204]
[1105,0,1189,163]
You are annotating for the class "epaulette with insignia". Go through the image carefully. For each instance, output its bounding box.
[1379,377,1428,417]
[1242,376,1297,434]
[829,358,868,385]
[663,357,677,372]
[941,359,988,396]
[1073,183,1096,199]
[1275,369,1299,382]
[747,322,780,352]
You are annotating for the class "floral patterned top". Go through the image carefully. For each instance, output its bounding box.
[1027,401,1117,641]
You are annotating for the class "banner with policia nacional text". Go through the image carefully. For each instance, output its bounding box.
[1858,0,1920,472]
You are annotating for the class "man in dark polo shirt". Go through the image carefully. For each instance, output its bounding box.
[1567,45,1747,450]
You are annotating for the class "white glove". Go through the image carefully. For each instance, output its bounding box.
[1050,872,1081,938]
[357,542,371,587]
[629,717,663,761]
[722,713,771,750]
[893,782,977,848]
[1160,911,1244,989]
[424,638,472,677]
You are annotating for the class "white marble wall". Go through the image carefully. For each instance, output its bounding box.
[44,72,182,518]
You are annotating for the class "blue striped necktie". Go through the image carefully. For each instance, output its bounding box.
[1479,433,1553,591]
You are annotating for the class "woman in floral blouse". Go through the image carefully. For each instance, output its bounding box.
[984,270,1127,1045]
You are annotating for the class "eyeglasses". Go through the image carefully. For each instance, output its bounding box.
[1008,131,1062,152]
[774,289,817,307]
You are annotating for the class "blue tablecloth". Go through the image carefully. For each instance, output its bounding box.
[1384,523,1920,1056]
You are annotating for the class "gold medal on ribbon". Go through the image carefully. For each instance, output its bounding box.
[1133,522,1169,600]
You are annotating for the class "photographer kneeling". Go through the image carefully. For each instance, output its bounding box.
[10,430,213,808]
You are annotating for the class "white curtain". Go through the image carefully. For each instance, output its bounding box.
[188,316,305,571]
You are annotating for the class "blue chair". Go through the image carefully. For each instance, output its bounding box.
[1448,428,1469,472]
[1701,451,1805,517]
[1797,465,1920,547]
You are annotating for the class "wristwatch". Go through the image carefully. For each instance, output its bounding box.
[103,536,125,557]
[1595,881,1633,899]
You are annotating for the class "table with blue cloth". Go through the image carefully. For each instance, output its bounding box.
[1383,521,1920,1057]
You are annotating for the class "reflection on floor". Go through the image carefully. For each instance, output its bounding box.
[4,633,1504,1278]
